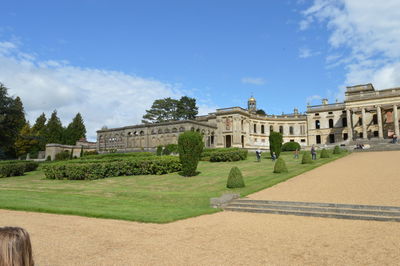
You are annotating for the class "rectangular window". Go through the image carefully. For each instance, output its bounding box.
[316,135,321,144]
[301,139,306,143]
[328,111,333,114]
[329,134,335,143]
[374,131,379,137]
[343,133,348,140]
[290,139,294,142]
[261,139,265,143]
[315,113,319,116]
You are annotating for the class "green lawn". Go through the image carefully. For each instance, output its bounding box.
[0,151,348,223]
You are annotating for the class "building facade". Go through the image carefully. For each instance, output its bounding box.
[96,83,400,151]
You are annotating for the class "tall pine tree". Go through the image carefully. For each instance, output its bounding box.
[64,113,87,145]
[45,110,64,144]
[15,122,39,157]
[32,113,47,150]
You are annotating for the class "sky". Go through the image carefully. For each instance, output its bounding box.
[1,0,400,140]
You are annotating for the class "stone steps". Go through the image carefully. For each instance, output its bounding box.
[224,199,400,222]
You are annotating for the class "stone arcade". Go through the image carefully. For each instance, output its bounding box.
[97,83,400,151]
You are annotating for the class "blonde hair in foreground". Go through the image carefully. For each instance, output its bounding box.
[0,227,34,266]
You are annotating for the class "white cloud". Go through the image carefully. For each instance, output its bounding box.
[298,47,319,59]
[0,41,206,141]
[241,77,266,85]
[301,0,400,91]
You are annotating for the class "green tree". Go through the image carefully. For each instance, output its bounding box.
[64,113,87,145]
[226,166,245,188]
[178,131,203,176]
[142,98,179,123]
[269,132,283,158]
[142,96,199,123]
[273,157,288,173]
[256,109,266,115]
[15,122,38,157]
[45,110,64,144]
[32,113,47,151]
[0,84,26,158]
[177,96,198,120]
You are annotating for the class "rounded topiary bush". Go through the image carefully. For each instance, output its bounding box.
[273,157,288,173]
[282,141,301,151]
[301,152,312,164]
[320,148,330,158]
[178,131,204,176]
[226,166,245,188]
[156,145,163,156]
[333,145,341,154]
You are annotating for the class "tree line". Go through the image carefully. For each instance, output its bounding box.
[0,83,86,159]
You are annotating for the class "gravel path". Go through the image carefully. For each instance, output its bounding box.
[1,151,400,265]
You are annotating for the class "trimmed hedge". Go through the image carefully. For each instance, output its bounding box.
[42,156,181,180]
[79,152,154,160]
[333,145,341,154]
[0,161,39,178]
[209,149,248,162]
[55,150,70,161]
[320,149,330,158]
[226,167,245,188]
[282,142,301,151]
[269,132,283,158]
[178,131,203,176]
[273,157,288,173]
[301,152,313,164]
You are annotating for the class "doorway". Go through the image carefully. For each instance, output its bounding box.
[225,135,232,148]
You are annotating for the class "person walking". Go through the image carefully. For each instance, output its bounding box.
[311,145,317,160]
[294,148,299,159]
[256,148,262,162]
[271,151,276,162]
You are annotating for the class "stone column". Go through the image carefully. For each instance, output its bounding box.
[394,104,399,136]
[361,107,367,139]
[346,109,353,140]
[376,106,383,139]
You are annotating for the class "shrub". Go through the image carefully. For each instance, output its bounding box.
[320,148,330,158]
[0,161,39,178]
[333,145,341,154]
[226,167,245,188]
[83,150,98,156]
[165,144,178,154]
[273,157,288,173]
[210,149,248,162]
[162,146,171,155]
[200,147,239,161]
[42,156,181,180]
[79,152,154,160]
[55,150,70,161]
[156,145,163,156]
[178,131,203,176]
[282,142,301,151]
[301,152,312,164]
[269,132,283,158]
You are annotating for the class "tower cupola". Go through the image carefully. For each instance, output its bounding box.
[248,96,257,113]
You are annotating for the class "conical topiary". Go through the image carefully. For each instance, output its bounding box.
[273,157,288,173]
[333,145,341,154]
[301,152,312,164]
[227,167,245,188]
[320,148,330,158]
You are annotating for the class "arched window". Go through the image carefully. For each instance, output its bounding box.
[253,124,257,133]
[279,126,283,134]
[261,125,265,134]
[140,131,144,136]
[289,126,294,135]
[179,127,185,132]
[270,125,274,132]
[329,119,334,128]
[315,120,320,129]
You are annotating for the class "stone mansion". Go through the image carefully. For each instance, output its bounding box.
[96,83,400,151]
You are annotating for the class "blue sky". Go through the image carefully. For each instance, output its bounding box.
[1,0,400,139]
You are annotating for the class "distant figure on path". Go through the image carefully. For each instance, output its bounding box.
[271,152,277,162]
[392,134,398,144]
[294,148,299,159]
[255,148,262,162]
[0,227,34,266]
[311,145,316,160]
